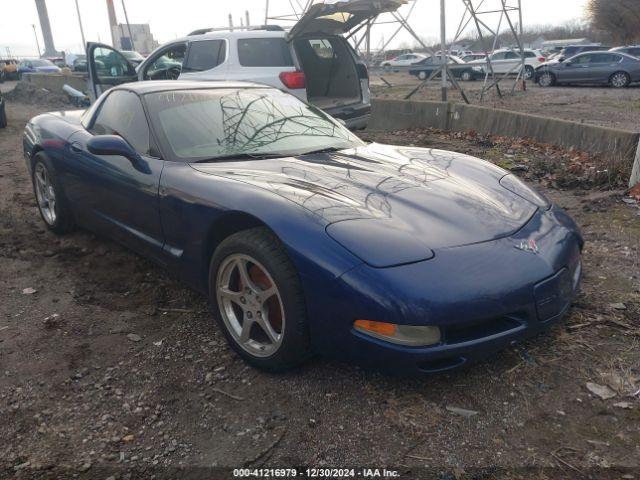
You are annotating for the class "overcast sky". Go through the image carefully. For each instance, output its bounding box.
[0,0,589,57]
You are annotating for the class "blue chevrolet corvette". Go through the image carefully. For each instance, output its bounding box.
[23,80,583,374]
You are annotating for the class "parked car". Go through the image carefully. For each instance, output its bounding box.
[468,48,546,80]
[121,50,145,67]
[461,53,486,63]
[73,55,88,72]
[380,53,428,71]
[0,90,6,128]
[17,58,61,77]
[409,55,481,81]
[23,80,583,373]
[46,57,67,69]
[536,51,640,88]
[85,0,406,131]
[610,45,640,58]
[556,44,609,62]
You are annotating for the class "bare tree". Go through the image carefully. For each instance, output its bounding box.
[587,0,640,44]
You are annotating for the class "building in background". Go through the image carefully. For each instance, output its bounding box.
[111,23,158,54]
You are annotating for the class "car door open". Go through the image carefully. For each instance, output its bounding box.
[87,42,138,101]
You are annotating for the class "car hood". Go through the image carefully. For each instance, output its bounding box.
[191,144,538,251]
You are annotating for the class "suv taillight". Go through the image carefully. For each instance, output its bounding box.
[279,71,306,89]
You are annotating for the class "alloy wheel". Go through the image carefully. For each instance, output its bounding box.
[216,254,285,358]
[539,72,554,87]
[611,72,629,88]
[34,163,57,225]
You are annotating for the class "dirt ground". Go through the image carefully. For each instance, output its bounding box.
[371,73,640,133]
[1,98,640,480]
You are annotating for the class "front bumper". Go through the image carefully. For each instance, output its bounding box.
[307,205,583,374]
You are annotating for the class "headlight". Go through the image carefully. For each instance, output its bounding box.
[326,218,434,268]
[500,174,550,209]
[354,320,441,347]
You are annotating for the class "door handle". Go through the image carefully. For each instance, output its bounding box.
[70,142,83,153]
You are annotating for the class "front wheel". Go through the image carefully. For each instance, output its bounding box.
[538,71,555,87]
[610,71,630,88]
[418,71,427,80]
[461,71,473,82]
[209,227,311,372]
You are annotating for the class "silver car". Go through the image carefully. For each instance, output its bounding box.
[536,51,640,88]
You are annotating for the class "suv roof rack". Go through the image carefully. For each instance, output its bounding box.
[188,25,284,36]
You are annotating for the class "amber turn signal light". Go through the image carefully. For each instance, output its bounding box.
[354,320,441,347]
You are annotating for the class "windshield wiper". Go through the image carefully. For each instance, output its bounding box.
[300,147,345,155]
[193,152,285,163]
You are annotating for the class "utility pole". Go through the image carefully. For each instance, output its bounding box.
[440,0,447,101]
[121,0,135,51]
[74,0,86,50]
[265,0,269,24]
[32,24,42,57]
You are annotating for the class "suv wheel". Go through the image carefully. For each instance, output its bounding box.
[524,65,535,80]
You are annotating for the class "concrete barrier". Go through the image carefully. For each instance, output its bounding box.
[369,99,640,187]
[22,73,88,95]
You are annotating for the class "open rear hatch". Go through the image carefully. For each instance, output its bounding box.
[289,0,407,111]
[287,0,408,39]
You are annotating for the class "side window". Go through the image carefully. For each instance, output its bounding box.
[90,90,150,155]
[524,51,536,58]
[505,51,520,60]
[143,43,187,80]
[492,52,506,60]
[183,40,226,72]
[237,38,294,67]
[590,53,618,63]
[92,47,136,78]
[572,55,590,64]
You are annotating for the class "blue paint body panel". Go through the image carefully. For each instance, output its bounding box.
[23,83,584,374]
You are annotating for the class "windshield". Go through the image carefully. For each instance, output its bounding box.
[145,88,364,162]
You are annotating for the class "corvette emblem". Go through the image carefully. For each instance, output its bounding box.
[516,239,539,255]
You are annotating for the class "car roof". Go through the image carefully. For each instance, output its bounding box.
[112,80,271,95]
[171,29,287,45]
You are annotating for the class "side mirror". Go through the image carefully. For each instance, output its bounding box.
[87,135,139,161]
[87,135,150,173]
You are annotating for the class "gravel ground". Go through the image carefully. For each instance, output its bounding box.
[1,99,640,479]
[371,73,640,133]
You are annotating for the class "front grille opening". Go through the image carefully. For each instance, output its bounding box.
[445,315,525,345]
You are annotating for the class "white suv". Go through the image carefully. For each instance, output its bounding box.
[86,1,407,130]
[468,48,546,80]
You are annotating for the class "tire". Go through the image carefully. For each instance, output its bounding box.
[209,227,311,372]
[0,102,6,129]
[461,71,472,82]
[610,71,630,88]
[538,71,556,87]
[524,65,535,80]
[382,64,391,72]
[418,71,427,80]
[31,153,75,234]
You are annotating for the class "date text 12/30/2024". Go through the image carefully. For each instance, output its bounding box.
[233,468,401,478]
